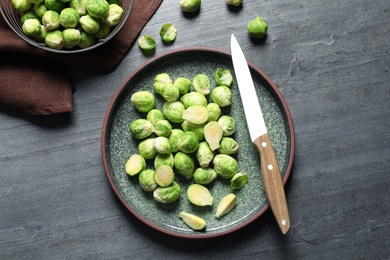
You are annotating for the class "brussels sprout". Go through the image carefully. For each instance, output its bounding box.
[204,121,223,151]
[174,77,191,95]
[179,211,206,230]
[138,138,157,160]
[196,141,214,168]
[34,3,47,17]
[146,109,165,125]
[160,83,180,102]
[160,23,177,43]
[45,0,67,12]
[79,14,100,34]
[86,0,110,19]
[154,152,174,169]
[192,74,211,95]
[180,0,201,12]
[230,172,248,189]
[214,68,233,87]
[218,137,239,154]
[215,193,236,219]
[95,23,110,38]
[138,35,156,51]
[129,119,154,139]
[153,136,172,154]
[154,119,172,137]
[218,115,236,136]
[78,29,95,48]
[193,167,217,185]
[206,103,221,122]
[103,4,124,26]
[182,105,209,125]
[62,28,81,49]
[153,181,181,203]
[22,19,41,37]
[34,25,47,42]
[211,86,232,107]
[178,131,199,153]
[125,154,146,176]
[42,10,60,30]
[131,91,155,113]
[60,7,80,28]
[45,30,64,49]
[138,169,157,192]
[163,101,185,123]
[12,0,32,12]
[154,165,175,187]
[248,16,268,39]
[168,129,185,153]
[173,151,195,179]
[181,121,204,141]
[180,92,207,108]
[153,73,172,94]
[70,0,88,15]
[226,0,243,6]
[21,11,39,25]
[187,184,213,206]
[213,154,238,179]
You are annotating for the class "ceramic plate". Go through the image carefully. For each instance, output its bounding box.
[101,47,295,239]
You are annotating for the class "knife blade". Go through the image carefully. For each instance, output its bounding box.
[230,34,290,235]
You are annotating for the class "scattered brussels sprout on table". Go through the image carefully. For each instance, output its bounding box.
[226,0,243,7]
[160,23,177,43]
[179,0,201,12]
[138,35,157,52]
[248,16,268,39]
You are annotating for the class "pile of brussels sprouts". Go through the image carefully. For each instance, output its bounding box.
[12,0,124,50]
[126,68,250,230]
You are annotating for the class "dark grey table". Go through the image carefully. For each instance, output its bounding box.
[1,0,389,259]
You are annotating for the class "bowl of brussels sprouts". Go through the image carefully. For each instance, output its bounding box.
[0,0,133,53]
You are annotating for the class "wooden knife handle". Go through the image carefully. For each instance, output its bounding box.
[253,133,290,235]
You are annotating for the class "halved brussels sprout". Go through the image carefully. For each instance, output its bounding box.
[211,86,232,107]
[153,73,172,94]
[153,136,172,154]
[154,152,174,169]
[192,74,211,95]
[193,167,217,185]
[138,35,156,51]
[230,172,249,189]
[196,141,214,168]
[180,92,207,108]
[218,137,239,154]
[86,0,110,19]
[187,184,213,206]
[131,90,155,113]
[182,105,209,125]
[153,181,181,203]
[174,77,191,95]
[138,138,157,160]
[163,101,185,123]
[213,154,238,179]
[125,154,146,176]
[248,16,268,39]
[179,211,206,230]
[138,169,157,191]
[173,151,195,179]
[204,121,223,151]
[178,131,199,153]
[218,115,236,136]
[160,83,180,102]
[154,165,175,187]
[160,23,177,43]
[146,109,165,125]
[129,119,155,139]
[168,129,185,153]
[206,103,221,122]
[215,193,236,219]
[154,119,172,137]
[214,68,233,87]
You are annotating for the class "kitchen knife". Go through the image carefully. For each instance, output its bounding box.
[230,34,290,235]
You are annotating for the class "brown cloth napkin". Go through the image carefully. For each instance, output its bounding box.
[0,0,163,115]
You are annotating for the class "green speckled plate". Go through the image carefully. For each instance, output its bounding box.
[101,47,295,239]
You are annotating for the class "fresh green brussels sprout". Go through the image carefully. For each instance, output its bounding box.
[153,181,181,203]
[173,151,195,179]
[226,0,243,6]
[131,91,155,113]
[211,86,232,107]
[206,103,221,122]
[70,0,88,15]
[154,152,174,169]
[154,165,175,187]
[86,0,110,19]
[160,23,177,43]
[34,3,48,17]
[78,29,95,48]
[214,68,233,87]
[179,0,201,12]
[160,83,180,102]
[12,0,32,12]
[248,16,268,39]
[215,193,236,219]
[146,109,165,126]
[174,77,191,95]
[230,172,248,189]
[193,167,217,185]
[20,11,39,25]
[182,105,209,125]
[45,30,64,49]
[180,92,207,108]
[62,28,81,49]
[129,119,155,139]
[168,129,185,153]
[154,119,172,137]
[103,4,124,26]
[218,115,236,136]
[125,154,146,176]
[45,0,67,12]
[153,73,172,94]
[218,137,239,154]
[213,154,238,179]
[192,74,211,95]
[179,211,206,230]
[196,141,214,168]
[138,169,157,192]
[153,136,172,154]
[163,101,185,123]
[22,19,42,37]
[42,10,61,30]
[138,35,156,51]
[79,14,100,34]
[178,131,199,153]
[181,121,204,141]
[95,23,110,38]
[34,25,47,42]
[59,8,80,28]
[187,184,213,206]
[138,138,157,160]
[204,121,223,151]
